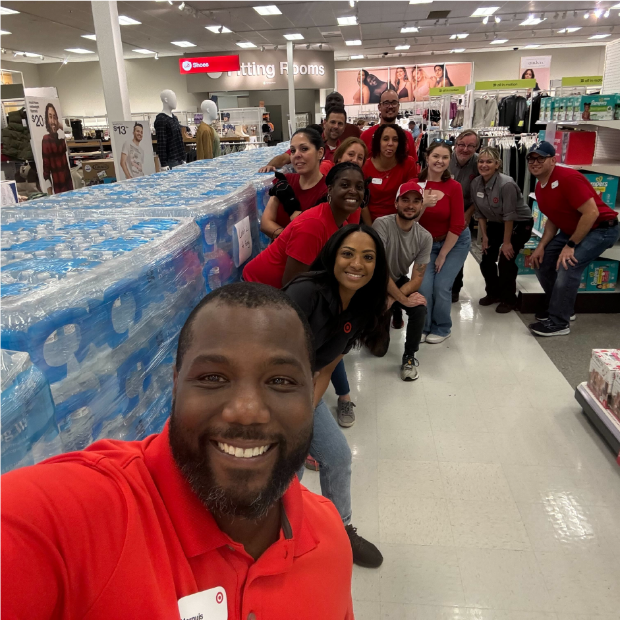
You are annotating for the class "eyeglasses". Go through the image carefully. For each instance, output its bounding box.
[432,138,454,146]
[380,100,399,107]
[456,143,477,151]
[526,155,548,164]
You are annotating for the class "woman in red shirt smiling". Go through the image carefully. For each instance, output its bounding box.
[260,128,328,241]
[417,141,470,344]
[361,124,417,224]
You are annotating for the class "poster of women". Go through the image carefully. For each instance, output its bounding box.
[337,63,473,104]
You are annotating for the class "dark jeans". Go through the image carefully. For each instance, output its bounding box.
[480,218,533,305]
[330,359,350,396]
[452,215,477,296]
[536,225,620,327]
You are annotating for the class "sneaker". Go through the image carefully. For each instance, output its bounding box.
[479,295,500,306]
[451,291,459,303]
[345,524,383,568]
[496,302,516,314]
[426,333,451,344]
[535,311,576,322]
[337,400,356,428]
[420,333,427,343]
[528,320,570,337]
[304,455,320,471]
[400,354,419,381]
[392,309,404,329]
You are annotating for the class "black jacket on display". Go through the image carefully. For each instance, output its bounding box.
[498,95,528,134]
[153,113,185,166]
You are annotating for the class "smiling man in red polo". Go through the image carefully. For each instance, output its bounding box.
[2,283,354,620]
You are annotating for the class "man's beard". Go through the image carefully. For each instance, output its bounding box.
[169,400,313,521]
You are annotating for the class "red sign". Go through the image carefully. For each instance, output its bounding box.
[179,55,240,74]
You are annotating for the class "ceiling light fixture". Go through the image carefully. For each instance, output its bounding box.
[0,30,12,35]
[155,52,159,59]
[395,44,410,50]
[236,41,257,48]
[584,12,590,19]
[594,9,603,18]
[495,16,501,23]
[450,33,469,39]
[472,7,499,17]
[283,33,304,40]
[0,7,20,14]
[524,44,541,48]
[133,48,156,54]
[63,58,68,64]
[490,38,508,44]
[401,26,419,33]
[345,39,362,46]
[604,9,611,18]
[338,16,357,26]
[118,15,141,25]
[319,43,323,49]
[171,40,196,47]
[589,33,611,38]
[520,15,546,26]
[64,48,95,54]
[350,54,364,59]
[206,25,232,33]
[558,27,581,33]
[482,16,489,24]
[451,48,466,53]
[179,2,185,9]
[253,5,281,15]
[81,34,97,40]
[409,0,433,4]
[349,0,355,6]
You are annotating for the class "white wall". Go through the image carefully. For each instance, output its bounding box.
[334,45,607,84]
[2,60,41,89]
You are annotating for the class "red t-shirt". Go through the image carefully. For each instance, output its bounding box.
[275,173,328,229]
[534,165,618,236]
[417,178,466,238]
[362,156,417,221]
[1,424,354,620]
[244,202,352,288]
[360,124,418,164]
[341,123,362,141]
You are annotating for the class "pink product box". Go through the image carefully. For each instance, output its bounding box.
[610,375,620,424]
[588,349,620,409]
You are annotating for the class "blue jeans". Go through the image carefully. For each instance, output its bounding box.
[297,399,352,525]
[330,359,350,396]
[535,225,619,326]
[418,228,472,337]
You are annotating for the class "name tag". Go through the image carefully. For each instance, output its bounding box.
[178,587,228,620]
[477,192,484,198]
[551,180,559,189]
[371,178,382,185]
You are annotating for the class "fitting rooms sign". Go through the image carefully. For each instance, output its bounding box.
[185,50,334,91]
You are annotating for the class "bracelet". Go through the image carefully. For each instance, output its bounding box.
[272,227,284,240]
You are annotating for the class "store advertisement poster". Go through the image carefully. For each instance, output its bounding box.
[25,95,74,195]
[110,120,156,181]
[519,56,552,91]
[337,63,473,104]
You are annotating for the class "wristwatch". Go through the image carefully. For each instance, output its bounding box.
[566,240,576,249]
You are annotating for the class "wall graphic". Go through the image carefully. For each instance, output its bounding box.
[110,120,156,182]
[519,56,552,91]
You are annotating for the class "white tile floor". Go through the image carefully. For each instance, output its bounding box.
[302,256,620,619]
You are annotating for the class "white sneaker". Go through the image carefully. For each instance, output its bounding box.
[426,333,451,344]
[420,333,427,343]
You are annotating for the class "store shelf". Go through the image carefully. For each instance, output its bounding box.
[601,241,620,262]
[575,383,620,461]
[558,160,620,176]
[529,192,536,201]
[537,120,620,130]
[532,228,543,238]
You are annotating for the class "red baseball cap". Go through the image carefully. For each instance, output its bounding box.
[396,181,424,199]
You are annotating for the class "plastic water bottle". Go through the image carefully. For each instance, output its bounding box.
[208,266,221,291]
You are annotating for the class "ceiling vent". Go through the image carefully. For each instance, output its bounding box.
[427,10,450,19]
[320,30,342,37]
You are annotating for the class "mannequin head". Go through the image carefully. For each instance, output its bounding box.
[201,100,218,124]
[160,89,177,114]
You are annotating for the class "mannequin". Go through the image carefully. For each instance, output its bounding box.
[154,89,185,169]
[196,100,221,160]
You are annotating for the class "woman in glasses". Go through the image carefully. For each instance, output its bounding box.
[417,140,471,343]
[470,147,533,313]
[361,124,417,224]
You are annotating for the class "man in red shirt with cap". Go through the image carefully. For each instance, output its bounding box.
[527,141,619,337]
[2,283,354,620]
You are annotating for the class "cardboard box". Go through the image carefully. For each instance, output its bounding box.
[516,248,536,274]
[610,374,620,423]
[584,260,619,292]
[582,173,619,209]
[551,130,596,165]
[580,94,619,121]
[82,159,116,186]
[588,349,620,409]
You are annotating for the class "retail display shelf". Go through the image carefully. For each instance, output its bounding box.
[532,228,543,238]
[575,382,620,461]
[601,241,620,262]
[536,120,620,130]
[557,160,620,177]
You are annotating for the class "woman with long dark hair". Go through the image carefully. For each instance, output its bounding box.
[353,69,372,104]
[283,223,389,569]
[417,140,470,343]
[361,123,417,224]
[521,68,541,91]
[432,64,454,88]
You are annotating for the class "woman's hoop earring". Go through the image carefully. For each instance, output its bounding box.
[327,194,332,204]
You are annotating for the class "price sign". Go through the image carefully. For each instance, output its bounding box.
[233,216,252,267]
[475,79,536,90]
[561,76,603,87]
[429,86,466,96]
[113,124,127,135]
[30,113,44,127]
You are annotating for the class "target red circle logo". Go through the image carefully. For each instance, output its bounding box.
[216,592,224,604]
[344,322,352,334]
[493,197,499,203]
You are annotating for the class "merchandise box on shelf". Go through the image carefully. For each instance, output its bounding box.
[579,94,619,121]
[550,130,596,165]
[583,259,619,292]
[582,173,619,209]
[516,237,539,275]
[588,349,620,410]
[610,374,620,423]
[82,159,117,185]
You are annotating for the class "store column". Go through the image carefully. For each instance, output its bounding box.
[91,0,131,121]
[287,41,296,138]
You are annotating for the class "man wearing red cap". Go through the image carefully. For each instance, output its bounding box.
[371,181,432,380]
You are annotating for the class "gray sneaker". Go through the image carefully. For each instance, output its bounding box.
[401,354,420,381]
[337,400,356,427]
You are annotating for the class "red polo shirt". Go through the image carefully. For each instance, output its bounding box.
[275,173,328,229]
[360,124,418,164]
[534,165,618,236]
[1,424,353,620]
[244,202,353,288]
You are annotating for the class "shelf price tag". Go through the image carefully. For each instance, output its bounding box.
[561,76,603,87]
[233,216,252,267]
[475,79,536,90]
[429,86,466,96]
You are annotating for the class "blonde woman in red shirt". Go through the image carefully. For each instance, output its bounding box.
[417,140,470,343]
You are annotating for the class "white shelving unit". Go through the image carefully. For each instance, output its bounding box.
[575,383,620,460]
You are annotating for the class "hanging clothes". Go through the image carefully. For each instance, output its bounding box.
[498,95,528,134]
[472,97,500,128]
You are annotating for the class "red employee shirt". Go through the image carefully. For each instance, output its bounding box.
[244,202,353,288]
[534,165,618,236]
[1,424,354,620]
[362,156,418,221]
[417,178,466,238]
[341,123,362,141]
[360,124,418,164]
[275,173,328,229]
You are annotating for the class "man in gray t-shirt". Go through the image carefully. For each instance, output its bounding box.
[372,181,433,382]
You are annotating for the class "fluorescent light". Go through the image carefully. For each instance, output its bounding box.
[589,33,611,38]
[0,30,11,35]
[395,45,410,50]
[236,41,257,48]
[171,41,196,47]
[118,15,141,25]
[24,52,42,58]
[253,5,281,15]
[450,33,469,39]
[65,48,95,54]
[524,44,541,48]
[350,54,364,59]
[472,7,499,17]
[401,26,419,33]
[82,34,97,40]
[490,39,508,44]
[611,3,620,7]
[558,27,581,33]
[338,16,358,26]
[409,0,433,4]
[345,39,362,46]
[133,48,156,54]
[520,16,546,26]
[451,48,466,53]
[283,33,304,40]
[206,25,232,33]
[0,7,19,15]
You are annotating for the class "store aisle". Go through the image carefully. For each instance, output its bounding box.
[302,255,620,619]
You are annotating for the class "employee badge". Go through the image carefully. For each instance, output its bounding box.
[178,586,228,620]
